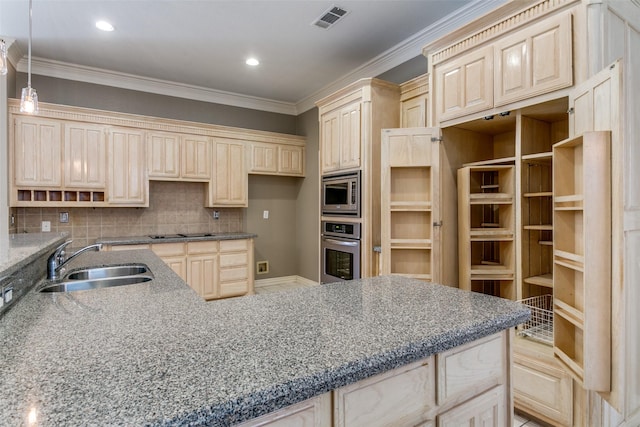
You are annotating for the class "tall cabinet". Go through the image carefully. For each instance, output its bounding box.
[316,79,400,279]
[417,0,638,425]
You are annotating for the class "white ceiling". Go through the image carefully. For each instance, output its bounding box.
[0,0,504,115]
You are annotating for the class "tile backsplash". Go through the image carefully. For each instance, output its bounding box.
[14,181,243,247]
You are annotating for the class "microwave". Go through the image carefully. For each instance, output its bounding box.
[321,171,360,216]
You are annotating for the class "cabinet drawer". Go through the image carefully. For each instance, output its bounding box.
[514,355,573,426]
[187,240,218,255]
[436,332,505,406]
[151,242,185,257]
[437,385,506,427]
[105,244,150,251]
[220,266,248,283]
[219,280,249,298]
[220,239,249,252]
[236,392,331,427]
[334,356,435,427]
[220,252,248,268]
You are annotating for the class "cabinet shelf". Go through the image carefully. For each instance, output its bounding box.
[538,240,553,246]
[469,193,514,204]
[524,191,553,198]
[390,201,432,211]
[470,264,514,280]
[554,300,584,327]
[522,151,553,162]
[523,273,553,288]
[390,240,432,249]
[463,156,516,167]
[524,224,553,231]
[469,228,513,241]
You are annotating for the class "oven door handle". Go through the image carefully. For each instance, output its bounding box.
[323,237,359,247]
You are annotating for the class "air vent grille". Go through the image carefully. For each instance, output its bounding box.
[313,6,349,29]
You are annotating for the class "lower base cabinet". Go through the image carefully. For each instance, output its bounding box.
[103,238,254,300]
[238,330,511,427]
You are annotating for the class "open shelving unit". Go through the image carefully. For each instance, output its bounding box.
[552,131,611,391]
[458,165,516,299]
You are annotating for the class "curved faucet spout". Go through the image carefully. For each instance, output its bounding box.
[47,241,103,281]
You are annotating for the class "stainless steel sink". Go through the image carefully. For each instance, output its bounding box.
[38,263,154,293]
[66,264,149,280]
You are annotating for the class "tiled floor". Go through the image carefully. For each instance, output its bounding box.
[256,281,548,427]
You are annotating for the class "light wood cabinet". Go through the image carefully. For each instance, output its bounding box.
[236,393,332,427]
[151,242,187,281]
[320,100,361,173]
[434,46,493,122]
[399,73,429,128]
[457,165,516,299]
[249,142,305,177]
[107,127,148,206]
[63,122,107,189]
[381,128,441,282]
[12,116,62,188]
[494,12,573,107]
[209,138,247,207]
[553,131,611,391]
[218,239,253,298]
[436,386,506,427]
[147,132,211,181]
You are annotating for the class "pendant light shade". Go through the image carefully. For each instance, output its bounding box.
[0,40,8,76]
[20,0,38,114]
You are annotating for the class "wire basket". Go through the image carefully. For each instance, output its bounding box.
[517,294,553,345]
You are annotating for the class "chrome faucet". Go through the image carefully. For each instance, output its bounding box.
[47,241,103,281]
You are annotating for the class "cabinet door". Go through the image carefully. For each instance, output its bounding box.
[249,142,278,174]
[435,46,493,122]
[64,123,107,189]
[494,12,572,106]
[147,131,180,179]
[320,109,340,173]
[210,139,248,206]
[401,95,428,128]
[107,128,148,205]
[187,254,218,299]
[279,145,304,176]
[181,135,211,180]
[339,101,361,170]
[235,393,331,427]
[13,117,62,187]
[163,256,187,282]
[437,386,506,427]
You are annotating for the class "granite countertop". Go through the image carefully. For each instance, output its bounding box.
[0,250,529,426]
[0,232,67,276]
[97,232,258,246]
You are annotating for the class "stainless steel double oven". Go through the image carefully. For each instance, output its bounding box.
[320,220,361,284]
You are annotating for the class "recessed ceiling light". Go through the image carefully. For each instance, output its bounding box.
[246,58,260,66]
[96,20,114,32]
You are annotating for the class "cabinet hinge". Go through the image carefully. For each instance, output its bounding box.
[433,221,443,227]
[567,107,575,114]
[430,137,443,142]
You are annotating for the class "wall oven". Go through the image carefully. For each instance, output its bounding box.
[321,171,361,216]
[321,221,361,284]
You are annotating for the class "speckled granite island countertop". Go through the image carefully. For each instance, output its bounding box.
[0,249,529,426]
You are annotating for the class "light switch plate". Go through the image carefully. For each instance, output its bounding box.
[263,210,269,219]
[41,221,51,232]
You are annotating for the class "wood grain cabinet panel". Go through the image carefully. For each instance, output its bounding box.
[209,138,248,207]
[147,131,181,179]
[13,117,62,187]
[236,393,332,427]
[437,386,506,427]
[107,127,148,206]
[320,100,361,173]
[435,46,494,122]
[181,135,211,180]
[249,143,304,176]
[64,123,107,189]
[494,12,573,106]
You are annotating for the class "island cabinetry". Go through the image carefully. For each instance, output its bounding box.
[151,242,187,281]
[147,132,211,181]
[249,142,305,177]
[240,330,511,427]
[553,131,611,391]
[107,127,148,206]
[208,138,247,207]
[63,122,107,189]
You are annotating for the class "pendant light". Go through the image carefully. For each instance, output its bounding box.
[20,0,38,114]
[0,40,8,75]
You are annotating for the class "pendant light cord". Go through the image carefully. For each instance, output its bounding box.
[27,0,32,87]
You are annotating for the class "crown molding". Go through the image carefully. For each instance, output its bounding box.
[11,0,505,117]
[16,57,299,115]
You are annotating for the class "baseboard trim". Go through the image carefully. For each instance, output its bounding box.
[255,275,319,288]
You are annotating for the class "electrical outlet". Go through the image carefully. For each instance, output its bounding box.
[257,261,269,274]
[213,211,220,220]
[59,212,69,223]
[41,221,51,232]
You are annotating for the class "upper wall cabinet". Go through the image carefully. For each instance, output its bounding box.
[208,138,247,207]
[64,122,107,189]
[494,12,573,107]
[147,132,211,181]
[107,127,148,206]
[400,73,429,128]
[249,142,305,177]
[319,100,362,173]
[12,117,62,188]
[435,46,494,123]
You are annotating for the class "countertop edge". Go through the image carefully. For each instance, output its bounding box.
[96,233,258,246]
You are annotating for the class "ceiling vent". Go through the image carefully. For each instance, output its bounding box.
[312,6,349,30]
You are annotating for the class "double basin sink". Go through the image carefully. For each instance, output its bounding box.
[38,264,154,293]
